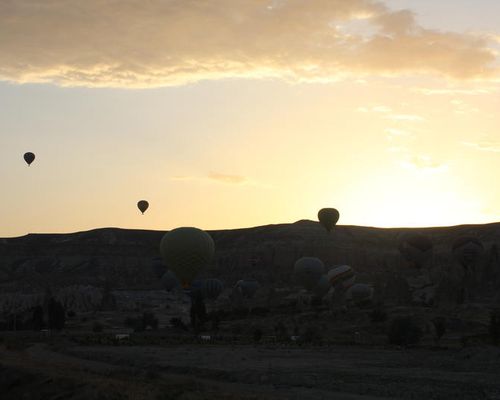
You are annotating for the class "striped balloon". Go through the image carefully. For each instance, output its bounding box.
[327,265,355,288]
[202,279,224,300]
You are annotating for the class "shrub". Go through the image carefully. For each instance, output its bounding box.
[388,316,423,346]
[300,325,322,344]
[274,321,288,341]
[92,321,104,333]
[253,328,263,343]
[169,317,187,331]
[370,307,388,323]
[432,317,446,344]
[489,310,500,345]
[142,312,159,330]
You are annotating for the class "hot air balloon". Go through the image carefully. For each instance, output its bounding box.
[159,227,215,288]
[161,270,180,292]
[398,234,433,269]
[346,283,373,306]
[318,208,339,232]
[293,257,325,290]
[312,275,331,297]
[137,200,149,214]
[235,279,260,299]
[327,265,356,289]
[23,152,35,166]
[202,279,224,300]
[452,236,484,269]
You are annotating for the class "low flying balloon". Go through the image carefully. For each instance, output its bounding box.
[235,279,260,299]
[318,208,340,232]
[294,257,325,290]
[346,283,373,305]
[202,279,224,300]
[452,236,484,269]
[312,275,331,297]
[159,227,215,288]
[161,270,180,292]
[398,234,433,269]
[137,200,149,214]
[327,265,356,289]
[23,152,35,166]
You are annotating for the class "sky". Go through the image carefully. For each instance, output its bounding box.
[1,0,499,237]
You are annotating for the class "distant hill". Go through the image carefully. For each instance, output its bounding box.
[1,220,500,294]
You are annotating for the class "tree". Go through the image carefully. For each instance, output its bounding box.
[48,298,66,330]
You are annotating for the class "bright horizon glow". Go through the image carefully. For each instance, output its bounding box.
[1,1,499,237]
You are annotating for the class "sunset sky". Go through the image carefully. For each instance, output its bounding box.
[1,0,499,237]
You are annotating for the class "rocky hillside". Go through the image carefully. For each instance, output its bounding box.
[1,220,500,295]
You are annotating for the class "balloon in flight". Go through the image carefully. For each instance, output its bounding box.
[161,270,180,292]
[235,279,260,299]
[452,236,484,268]
[202,279,224,300]
[327,265,356,289]
[137,200,149,214]
[293,257,325,290]
[159,227,215,288]
[318,208,339,232]
[23,152,35,166]
[312,274,331,297]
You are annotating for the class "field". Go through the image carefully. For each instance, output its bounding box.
[2,329,500,399]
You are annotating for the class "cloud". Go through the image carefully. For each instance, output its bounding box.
[358,105,392,113]
[385,128,413,137]
[0,0,498,88]
[386,114,425,122]
[171,172,248,184]
[462,140,500,153]
[400,155,448,173]
[207,172,247,184]
[413,87,496,96]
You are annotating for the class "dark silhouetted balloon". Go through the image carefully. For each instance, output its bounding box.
[346,283,373,305]
[293,257,324,290]
[452,236,484,268]
[137,200,149,214]
[24,152,35,166]
[318,208,339,232]
[202,279,224,300]
[160,227,215,288]
[235,279,260,299]
[312,275,331,297]
[161,270,180,292]
[398,234,433,269]
[327,265,356,289]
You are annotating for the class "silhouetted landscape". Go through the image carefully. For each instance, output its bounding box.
[2,221,500,399]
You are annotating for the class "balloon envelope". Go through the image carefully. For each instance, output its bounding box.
[312,275,331,297]
[160,227,215,288]
[161,270,180,292]
[318,208,340,232]
[327,265,355,288]
[294,257,325,290]
[202,279,224,300]
[137,200,149,214]
[452,236,484,267]
[235,279,260,298]
[23,152,35,166]
[151,257,166,279]
[346,283,373,305]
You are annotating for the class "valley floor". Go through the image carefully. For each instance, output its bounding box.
[2,340,500,399]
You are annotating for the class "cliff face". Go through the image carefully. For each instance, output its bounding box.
[1,220,500,303]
